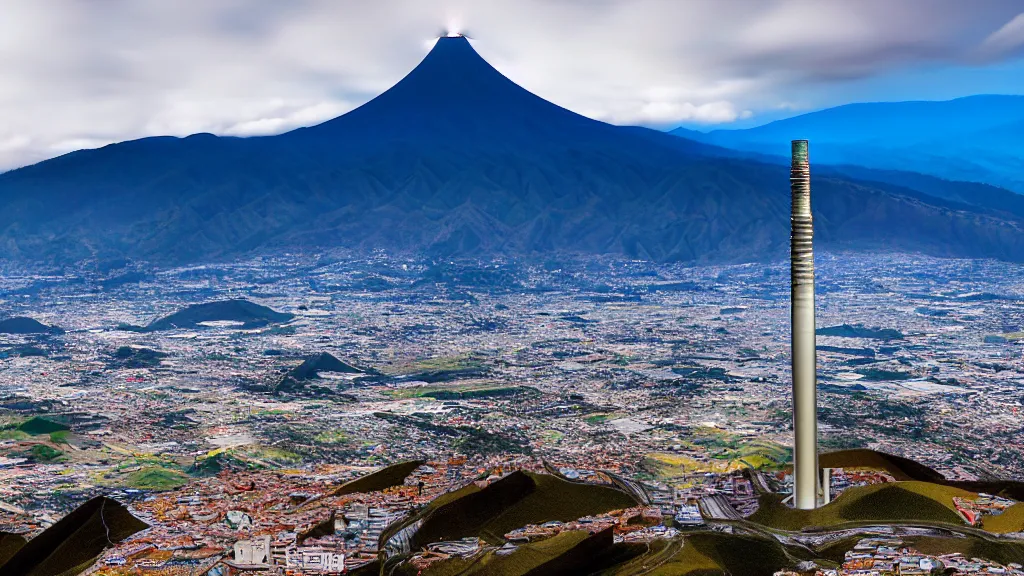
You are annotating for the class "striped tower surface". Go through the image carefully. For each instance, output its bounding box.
[790,139,819,510]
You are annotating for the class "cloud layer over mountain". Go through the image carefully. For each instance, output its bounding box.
[1,0,1023,170]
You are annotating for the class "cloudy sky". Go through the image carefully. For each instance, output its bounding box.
[1,0,1023,170]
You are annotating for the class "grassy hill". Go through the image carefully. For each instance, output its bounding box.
[332,460,424,497]
[747,481,972,531]
[817,449,947,482]
[391,529,807,576]
[193,444,303,473]
[600,532,804,576]
[124,467,189,491]
[109,346,168,368]
[381,471,639,550]
[983,503,1024,534]
[819,448,1024,500]
[404,528,617,576]
[904,535,1024,566]
[0,496,147,576]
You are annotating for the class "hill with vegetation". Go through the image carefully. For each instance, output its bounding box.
[381,471,639,551]
[332,460,424,497]
[820,448,1024,500]
[983,503,1024,534]
[123,467,189,491]
[395,528,624,576]
[818,449,947,481]
[389,529,814,576]
[747,481,973,530]
[610,532,806,576]
[903,535,1024,566]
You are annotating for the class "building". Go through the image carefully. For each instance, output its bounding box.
[233,535,271,565]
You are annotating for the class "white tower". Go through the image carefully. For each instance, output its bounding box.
[790,139,819,510]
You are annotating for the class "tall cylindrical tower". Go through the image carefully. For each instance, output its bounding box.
[790,139,819,510]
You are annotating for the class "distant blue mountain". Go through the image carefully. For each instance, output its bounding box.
[671,95,1024,193]
[2,38,1024,264]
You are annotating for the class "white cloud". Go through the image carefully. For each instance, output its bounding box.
[0,136,31,153]
[594,100,751,125]
[48,138,114,153]
[224,101,354,136]
[978,12,1024,60]
[0,0,1021,169]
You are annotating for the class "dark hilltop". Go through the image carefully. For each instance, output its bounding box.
[0,317,64,335]
[137,299,293,331]
[0,496,147,576]
[2,37,1024,264]
[275,352,372,395]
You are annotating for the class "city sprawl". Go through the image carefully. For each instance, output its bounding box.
[2,251,1024,574]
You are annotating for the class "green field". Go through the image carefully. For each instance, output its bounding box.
[644,452,742,476]
[385,383,535,400]
[540,430,565,444]
[13,444,65,463]
[0,430,29,441]
[194,444,302,472]
[585,413,617,425]
[123,467,189,490]
[387,353,484,374]
[313,430,349,444]
[644,434,789,478]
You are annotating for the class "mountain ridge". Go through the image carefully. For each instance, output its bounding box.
[671,94,1024,193]
[2,38,1024,265]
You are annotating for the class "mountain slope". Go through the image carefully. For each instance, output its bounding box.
[2,39,1024,264]
[672,95,1024,193]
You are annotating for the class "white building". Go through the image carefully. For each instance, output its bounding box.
[233,535,271,565]
[286,548,345,573]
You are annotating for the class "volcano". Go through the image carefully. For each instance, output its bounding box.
[2,36,1024,264]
